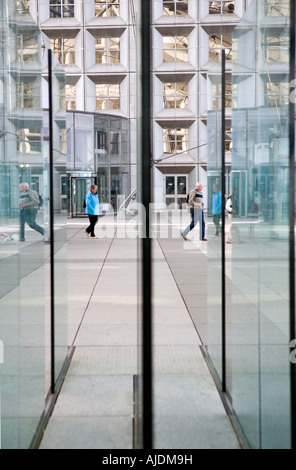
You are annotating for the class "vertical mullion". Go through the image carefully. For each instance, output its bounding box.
[289,0,296,450]
[141,0,152,450]
[221,49,226,393]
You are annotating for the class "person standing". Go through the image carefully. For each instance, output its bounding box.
[212,184,222,237]
[84,184,99,239]
[19,182,44,242]
[181,182,207,241]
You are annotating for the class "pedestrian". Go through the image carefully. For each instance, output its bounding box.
[19,182,44,242]
[181,182,207,241]
[212,184,222,237]
[84,184,99,239]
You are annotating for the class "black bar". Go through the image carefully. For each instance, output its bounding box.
[289,0,296,450]
[141,0,152,449]
[221,49,226,393]
[48,49,55,394]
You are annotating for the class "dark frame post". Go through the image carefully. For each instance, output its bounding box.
[221,49,226,393]
[141,0,153,449]
[48,49,55,395]
[289,0,296,450]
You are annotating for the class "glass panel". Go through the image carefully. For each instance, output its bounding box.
[165,176,175,194]
[231,0,291,448]
[163,1,188,16]
[0,1,46,448]
[94,0,120,17]
[207,53,224,380]
[50,0,74,18]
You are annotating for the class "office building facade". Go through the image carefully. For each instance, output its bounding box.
[1,0,296,450]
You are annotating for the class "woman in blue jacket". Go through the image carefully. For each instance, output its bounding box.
[84,185,100,239]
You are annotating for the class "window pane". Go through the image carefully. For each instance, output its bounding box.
[163,1,188,16]
[95,0,120,17]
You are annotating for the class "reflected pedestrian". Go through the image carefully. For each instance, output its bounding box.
[84,184,99,239]
[19,182,44,242]
[181,182,207,241]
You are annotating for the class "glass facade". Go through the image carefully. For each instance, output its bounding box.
[207,0,294,449]
[231,0,291,449]
[0,0,68,448]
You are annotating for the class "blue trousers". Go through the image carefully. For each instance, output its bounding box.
[20,209,44,241]
[182,208,204,239]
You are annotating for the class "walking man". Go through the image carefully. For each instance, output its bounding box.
[19,182,44,242]
[181,182,207,241]
[84,184,99,239]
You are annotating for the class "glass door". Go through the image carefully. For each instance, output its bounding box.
[164,175,188,209]
[71,177,95,217]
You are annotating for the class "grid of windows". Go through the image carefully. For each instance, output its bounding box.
[95,0,120,17]
[50,38,75,65]
[163,1,188,16]
[96,84,120,110]
[49,0,74,18]
[163,36,188,63]
[163,82,188,109]
[209,1,235,14]
[95,38,120,64]
[163,128,188,153]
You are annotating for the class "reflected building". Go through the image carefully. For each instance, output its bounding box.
[206,0,294,449]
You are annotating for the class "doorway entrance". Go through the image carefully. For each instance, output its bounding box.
[164,175,188,209]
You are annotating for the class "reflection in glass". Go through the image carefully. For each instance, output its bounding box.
[231,0,291,449]
[163,82,188,109]
[209,1,235,14]
[49,0,74,18]
[163,128,188,153]
[96,83,120,110]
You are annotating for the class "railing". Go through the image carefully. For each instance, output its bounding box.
[118,187,137,217]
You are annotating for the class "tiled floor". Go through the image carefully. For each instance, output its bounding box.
[39,216,241,449]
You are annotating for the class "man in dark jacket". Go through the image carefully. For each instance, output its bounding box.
[19,182,44,242]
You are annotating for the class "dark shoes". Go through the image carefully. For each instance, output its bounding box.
[181,232,188,241]
[202,238,207,241]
